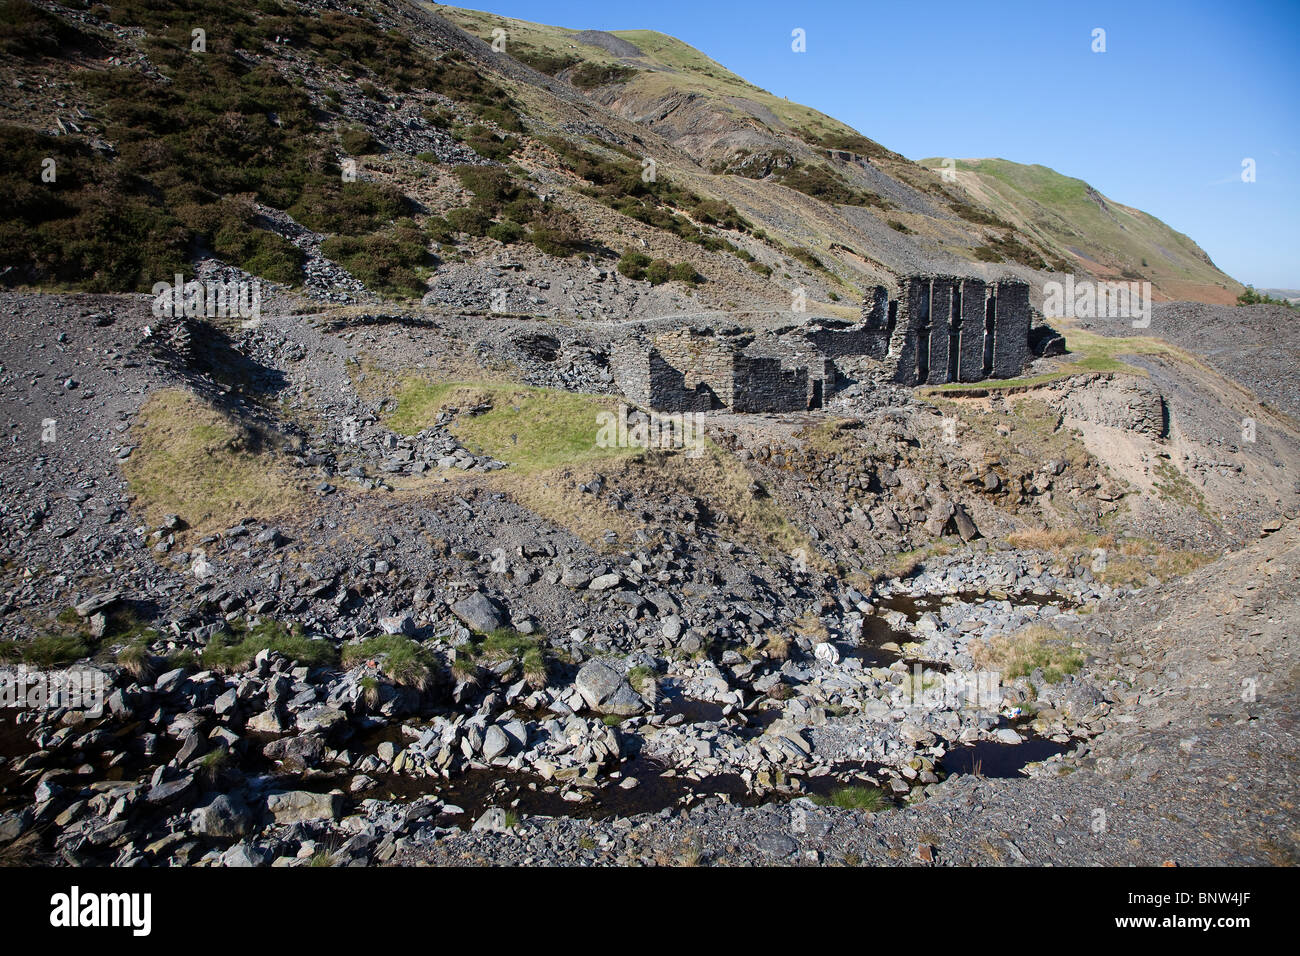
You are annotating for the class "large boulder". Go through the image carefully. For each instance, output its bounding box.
[451,592,506,633]
[266,790,343,824]
[1060,679,1105,719]
[481,724,512,761]
[574,661,645,716]
[952,504,980,541]
[262,734,326,771]
[190,794,253,839]
[74,590,122,618]
[295,705,346,735]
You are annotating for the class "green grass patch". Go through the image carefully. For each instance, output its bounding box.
[340,634,439,690]
[203,620,335,673]
[123,389,307,534]
[386,380,638,473]
[972,624,1085,684]
[0,633,89,668]
[468,628,548,684]
[626,665,655,691]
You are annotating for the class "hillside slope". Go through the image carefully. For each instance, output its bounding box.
[918,157,1239,304]
[0,0,1243,313]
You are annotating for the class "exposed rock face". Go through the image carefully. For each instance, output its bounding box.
[1056,377,1169,438]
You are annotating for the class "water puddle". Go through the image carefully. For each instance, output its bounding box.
[659,696,727,724]
[877,589,1078,621]
[337,755,760,824]
[939,735,1069,778]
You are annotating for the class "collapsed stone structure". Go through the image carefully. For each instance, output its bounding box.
[612,274,1033,413]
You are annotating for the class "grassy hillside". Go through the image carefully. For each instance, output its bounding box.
[918,157,1241,303]
[441,3,1241,301]
[433,5,879,146]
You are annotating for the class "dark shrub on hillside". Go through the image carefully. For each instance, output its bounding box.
[644,259,671,284]
[446,206,492,237]
[1,0,99,57]
[487,220,526,244]
[514,46,580,76]
[459,125,520,162]
[320,218,429,298]
[528,204,582,257]
[0,124,189,291]
[668,262,700,283]
[617,250,651,280]
[775,163,887,208]
[341,127,379,155]
[424,215,457,245]
[289,178,410,236]
[569,63,638,89]
[196,197,303,284]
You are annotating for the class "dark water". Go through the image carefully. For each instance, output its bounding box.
[939,735,1069,778]
[345,755,759,823]
[660,696,727,724]
[848,589,1079,670]
[876,590,1078,623]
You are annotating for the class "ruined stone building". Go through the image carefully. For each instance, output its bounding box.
[611,274,1034,413]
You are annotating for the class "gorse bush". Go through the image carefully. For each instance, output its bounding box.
[289,178,411,237]
[0,124,190,290]
[320,218,430,298]
[1,0,102,57]
[568,63,638,89]
[195,196,304,285]
[448,164,582,256]
[340,126,380,155]
[617,250,699,284]
[512,46,580,76]
[774,163,888,208]
[456,124,521,162]
[0,0,524,291]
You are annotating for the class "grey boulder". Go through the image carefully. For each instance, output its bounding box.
[451,592,507,633]
[574,661,645,716]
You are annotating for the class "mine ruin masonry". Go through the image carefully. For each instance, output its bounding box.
[612,274,1035,413]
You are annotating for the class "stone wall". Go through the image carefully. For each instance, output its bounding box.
[886,274,1032,386]
[991,278,1031,379]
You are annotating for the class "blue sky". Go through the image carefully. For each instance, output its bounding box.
[454,0,1299,289]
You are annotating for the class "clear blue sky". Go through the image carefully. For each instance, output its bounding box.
[450,0,1299,289]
